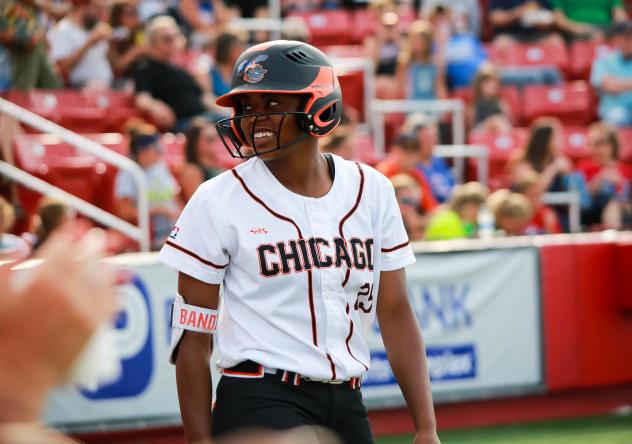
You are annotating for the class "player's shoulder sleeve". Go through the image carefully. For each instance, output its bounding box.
[157,179,231,284]
[361,163,416,272]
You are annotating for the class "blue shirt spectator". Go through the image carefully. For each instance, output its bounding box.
[590,22,632,127]
[418,157,456,203]
[445,32,487,89]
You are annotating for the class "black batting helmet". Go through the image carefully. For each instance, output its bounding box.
[215,40,343,159]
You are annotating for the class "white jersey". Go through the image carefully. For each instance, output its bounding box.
[157,154,415,380]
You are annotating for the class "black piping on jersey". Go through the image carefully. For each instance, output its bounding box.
[346,303,369,371]
[164,240,227,269]
[231,168,319,351]
[381,240,410,253]
[337,162,369,372]
[339,162,365,288]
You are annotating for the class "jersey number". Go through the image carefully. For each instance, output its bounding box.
[354,283,373,313]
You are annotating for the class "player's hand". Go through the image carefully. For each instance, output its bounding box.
[413,430,441,444]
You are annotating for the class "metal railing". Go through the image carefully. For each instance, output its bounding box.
[0,97,150,251]
[543,191,581,233]
[433,144,489,185]
[369,99,466,156]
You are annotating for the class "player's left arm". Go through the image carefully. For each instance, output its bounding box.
[377,267,440,444]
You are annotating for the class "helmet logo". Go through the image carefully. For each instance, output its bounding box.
[237,54,269,84]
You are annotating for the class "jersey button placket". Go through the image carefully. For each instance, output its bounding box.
[308,200,345,377]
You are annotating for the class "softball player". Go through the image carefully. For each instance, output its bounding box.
[158,40,439,444]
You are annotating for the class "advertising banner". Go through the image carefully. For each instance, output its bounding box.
[361,247,543,407]
[40,247,542,428]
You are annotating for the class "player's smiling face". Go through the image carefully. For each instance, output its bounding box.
[237,93,307,159]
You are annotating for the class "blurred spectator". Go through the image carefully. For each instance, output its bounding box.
[137,0,170,23]
[200,31,245,98]
[404,113,455,203]
[180,117,224,202]
[133,16,220,132]
[492,191,534,235]
[0,0,63,90]
[177,0,230,49]
[591,20,632,127]
[513,171,563,234]
[115,122,182,250]
[32,198,74,251]
[489,0,563,47]
[365,10,405,97]
[108,0,146,81]
[427,4,487,90]
[469,64,513,133]
[0,197,30,260]
[576,121,632,226]
[553,0,628,41]
[425,181,488,240]
[391,173,427,241]
[47,0,113,89]
[395,20,447,100]
[376,133,439,214]
[510,117,593,230]
[421,0,482,37]
[320,130,355,161]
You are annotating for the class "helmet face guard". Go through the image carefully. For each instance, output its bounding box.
[216,111,311,159]
[215,40,343,159]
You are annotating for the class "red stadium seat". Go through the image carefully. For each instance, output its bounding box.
[619,128,632,163]
[337,69,365,120]
[469,128,529,189]
[288,10,352,47]
[47,161,100,204]
[350,9,378,45]
[522,81,594,126]
[568,41,612,80]
[563,127,591,162]
[489,42,569,74]
[4,90,139,133]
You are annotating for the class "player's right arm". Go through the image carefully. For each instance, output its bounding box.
[176,272,219,444]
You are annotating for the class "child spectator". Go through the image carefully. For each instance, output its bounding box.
[513,170,563,234]
[576,122,632,226]
[32,198,74,251]
[108,0,146,81]
[47,0,113,89]
[421,0,482,37]
[180,117,224,202]
[425,181,488,240]
[0,196,30,260]
[403,113,455,203]
[376,133,438,215]
[427,4,487,90]
[0,0,63,90]
[553,0,628,41]
[395,20,447,101]
[591,21,632,128]
[115,122,182,250]
[492,192,534,236]
[469,64,513,134]
[390,173,427,241]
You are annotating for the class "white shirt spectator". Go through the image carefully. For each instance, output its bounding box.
[48,18,113,88]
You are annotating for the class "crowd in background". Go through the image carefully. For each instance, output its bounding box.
[1,0,632,256]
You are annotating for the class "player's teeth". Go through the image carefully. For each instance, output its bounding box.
[254,131,273,138]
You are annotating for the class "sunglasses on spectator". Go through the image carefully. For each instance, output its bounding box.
[399,197,420,210]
